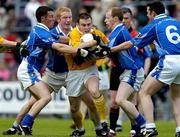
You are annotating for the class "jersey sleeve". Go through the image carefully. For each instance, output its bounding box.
[131,23,156,49]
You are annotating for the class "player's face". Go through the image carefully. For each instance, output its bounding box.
[58,11,72,30]
[122,12,132,29]
[44,11,55,29]
[78,18,92,34]
[104,10,114,30]
[147,7,155,22]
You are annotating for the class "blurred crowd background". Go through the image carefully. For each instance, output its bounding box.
[0,0,179,120]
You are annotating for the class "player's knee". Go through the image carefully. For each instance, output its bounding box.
[115,97,125,106]
[139,90,147,99]
[42,95,52,103]
[90,89,100,98]
[111,101,119,109]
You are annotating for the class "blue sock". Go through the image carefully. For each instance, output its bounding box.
[132,124,140,133]
[20,114,34,129]
[135,114,146,128]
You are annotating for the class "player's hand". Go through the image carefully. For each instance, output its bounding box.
[74,48,93,65]
[59,36,69,44]
[16,42,29,57]
[98,44,111,57]
[92,34,101,45]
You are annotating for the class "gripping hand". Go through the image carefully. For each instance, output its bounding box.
[92,34,101,45]
[16,42,29,57]
[74,48,93,65]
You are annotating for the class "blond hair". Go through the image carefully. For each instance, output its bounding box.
[55,7,71,19]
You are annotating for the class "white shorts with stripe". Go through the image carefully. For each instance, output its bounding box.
[120,67,144,92]
[66,65,99,97]
[150,55,180,85]
[17,60,42,90]
[42,68,67,93]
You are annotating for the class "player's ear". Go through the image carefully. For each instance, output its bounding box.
[113,16,119,22]
[41,16,46,22]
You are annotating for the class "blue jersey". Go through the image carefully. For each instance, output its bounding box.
[131,14,180,57]
[108,24,143,69]
[138,45,152,67]
[46,25,68,73]
[26,23,55,72]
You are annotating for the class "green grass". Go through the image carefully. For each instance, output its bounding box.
[0,117,176,137]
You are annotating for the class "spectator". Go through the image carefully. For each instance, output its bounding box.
[24,0,41,27]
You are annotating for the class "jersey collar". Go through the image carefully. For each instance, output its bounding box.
[36,23,50,31]
[57,24,72,36]
[154,13,167,20]
[112,23,123,32]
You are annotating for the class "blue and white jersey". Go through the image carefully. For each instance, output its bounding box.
[131,14,180,57]
[26,23,56,72]
[46,24,68,73]
[108,23,143,69]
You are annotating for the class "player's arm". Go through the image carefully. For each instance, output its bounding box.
[52,43,77,54]
[0,37,17,47]
[111,41,133,52]
[52,42,88,57]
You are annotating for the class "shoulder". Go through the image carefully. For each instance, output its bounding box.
[92,28,108,43]
[70,27,81,38]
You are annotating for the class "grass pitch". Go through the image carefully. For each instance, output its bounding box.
[0,117,176,137]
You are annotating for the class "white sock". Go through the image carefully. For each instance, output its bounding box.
[78,128,85,131]
[176,127,180,133]
[116,118,122,126]
[146,123,156,129]
[13,121,19,128]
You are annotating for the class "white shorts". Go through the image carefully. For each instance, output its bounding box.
[120,68,144,91]
[99,70,110,91]
[42,68,67,93]
[66,65,99,97]
[150,55,180,85]
[17,60,42,90]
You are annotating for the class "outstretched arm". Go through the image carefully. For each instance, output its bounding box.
[52,43,77,54]
[111,41,133,52]
[0,37,17,47]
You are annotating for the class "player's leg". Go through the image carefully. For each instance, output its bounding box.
[108,90,119,136]
[116,68,145,136]
[108,67,122,136]
[86,76,108,130]
[139,75,164,136]
[116,81,145,136]
[19,81,52,135]
[69,96,85,136]
[69,101,87,130]
[81,91,102,130]
[170,83,180,137]
[2,97,37,135]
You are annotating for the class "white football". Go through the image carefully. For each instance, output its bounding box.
[80,33,94,43]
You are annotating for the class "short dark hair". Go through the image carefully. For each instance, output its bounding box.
[111,7,123,21]
[122,7,133,16]
[36,6,53,22]
[147,1,165,15]
[77,13,92,23]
